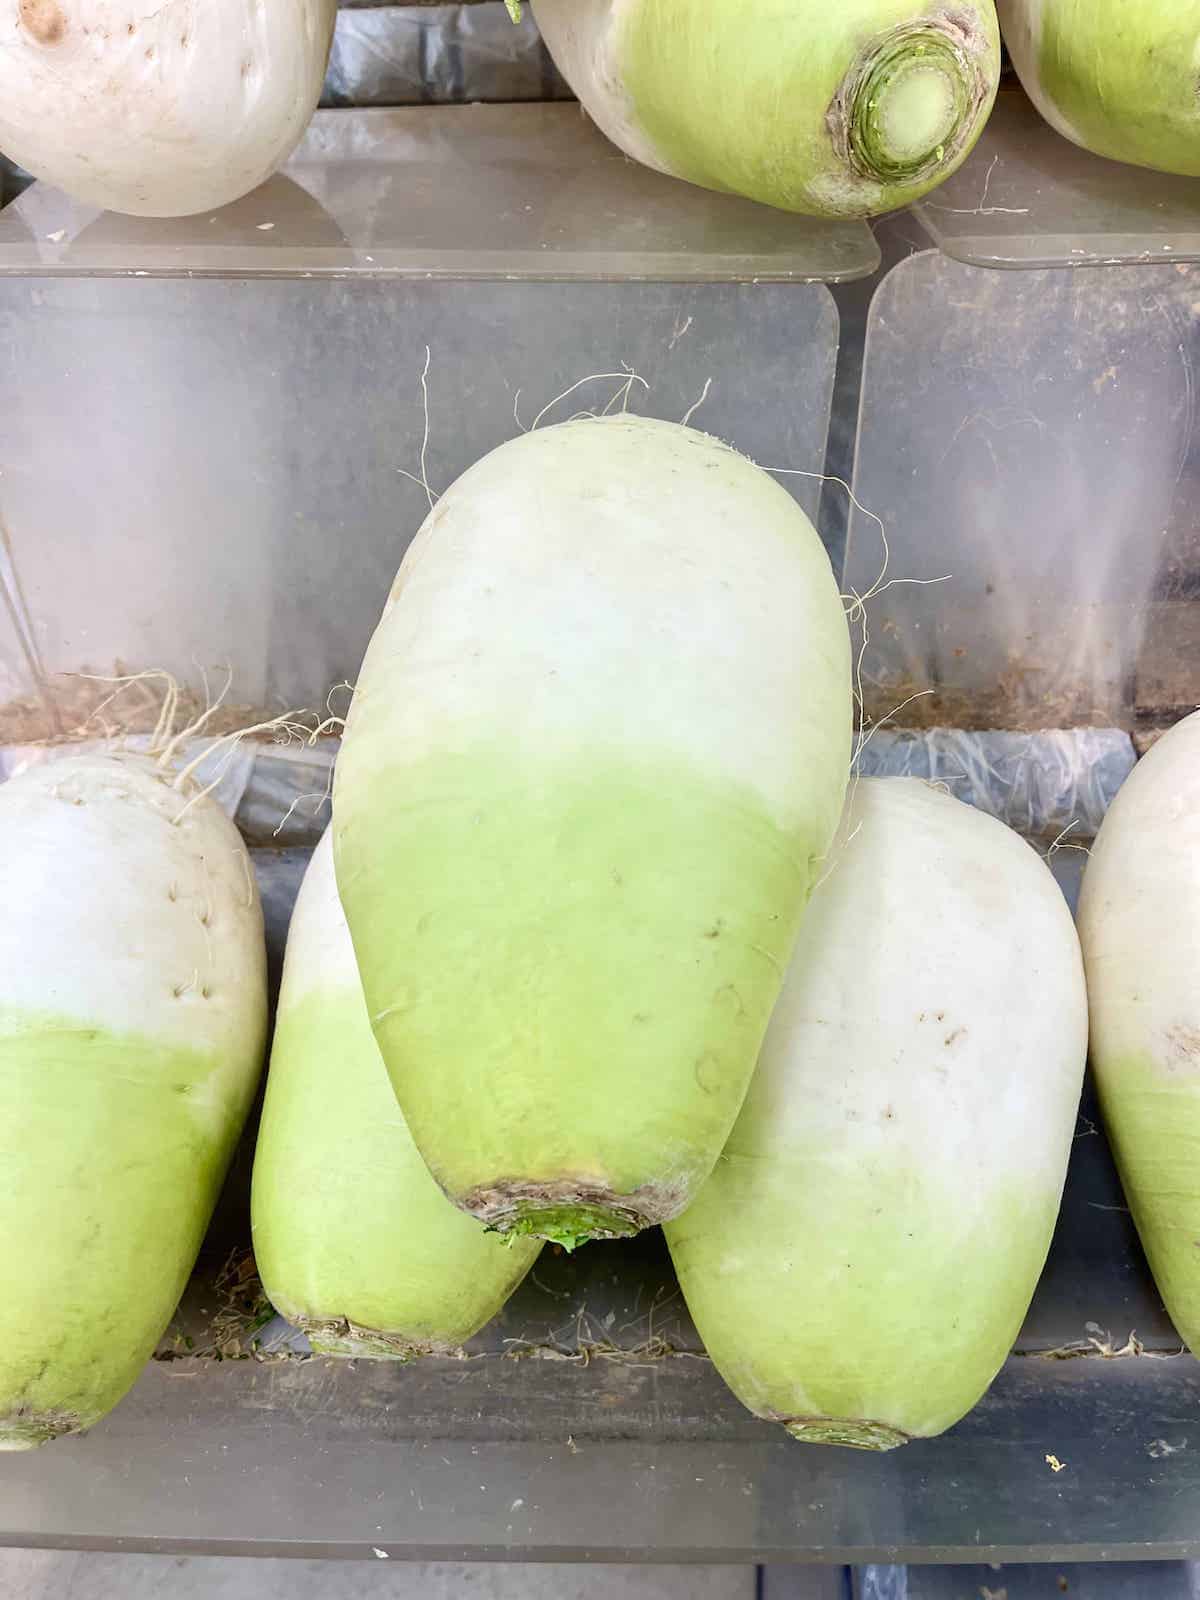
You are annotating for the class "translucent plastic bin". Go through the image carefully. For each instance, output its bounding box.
[4,128,1200,1567]
[844,250,1200,737]
[0,106,879,284]
[915,86,1200,269]
[0,276,839,732]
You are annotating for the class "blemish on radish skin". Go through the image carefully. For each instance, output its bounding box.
[1165,1023,1200,1067]
[694,1052,721,1096]
[19,0,67,44]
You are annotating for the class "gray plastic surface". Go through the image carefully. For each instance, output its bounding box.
[0,107,879,283]
[844,251,1200,736]
[0,278,839,730]
[915,86,1200,269]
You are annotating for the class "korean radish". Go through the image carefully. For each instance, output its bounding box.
[532,0,1001,218]
[0,751,267,1448]
[999,0,1200,177]
[252,830,541,1357]
[334,415,852,1249]
[0,0,336,217]
[1078,711,1200,1352]
[666,778,1087,1448]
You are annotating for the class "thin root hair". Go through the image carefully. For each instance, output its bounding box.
[1045,819,1092,861]
[169,711,320,820]
[855,689,937,767]
[325,680,356,717]
[273,785,333,839]
[810,818,864,897]
[680,376,713,429]
[69,670,182,750]
[272,744,337,839]
[155,664,234,769]
[764,465,891,607]
[530,370,649,433]
[397,345,439,510]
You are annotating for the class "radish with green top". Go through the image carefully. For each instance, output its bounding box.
[1078,711,1200,1353]
[531,0,1001,218]
[999,1,1200,176]
[334,415,852,1250]
[666,778,1087,1449]
[0,752,267,1448]
[252,830,541,1358]
[0,0,336,217]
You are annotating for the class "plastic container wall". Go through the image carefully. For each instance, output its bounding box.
[844,251,1200,738]
[0,279,839,734]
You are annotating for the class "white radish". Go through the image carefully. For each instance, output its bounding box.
[666,777,1088,1448]
[334,415,852,1250]
[0,751,267,1447]
[0,0,336,217]
[252,831,541,1357]
[533,0,1001,218]
[999,1,1200,177]
[1078,711,1200,1353]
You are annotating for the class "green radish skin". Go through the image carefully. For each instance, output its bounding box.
[666,778,1087,1449]
[252,831,541,1358]
[999,0,1200,176]
[532,0,1001,218]
[334,416,852,1249]
[1078,712,1200,1352]
[0,754,267,1449]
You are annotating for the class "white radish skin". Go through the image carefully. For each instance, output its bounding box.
[0,0,336,216]
[1078,711,1200,1351]
[666,778,1088,1449]
[0,753,267,1447]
